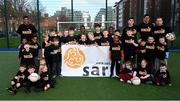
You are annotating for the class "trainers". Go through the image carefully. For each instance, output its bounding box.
[168,83,172,86]
[52,75,56,78]
[112,75,118,78]
[120,79,124,82]
[6,87,13,93]
[127,80,132,84]
[13,89,17,94]
[58,74,63,77]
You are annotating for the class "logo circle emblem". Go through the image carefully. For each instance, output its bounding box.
[64,47,85,68]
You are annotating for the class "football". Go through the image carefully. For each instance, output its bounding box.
[165,33,176,41]
[131,77,141,85]
[29,73,40,82]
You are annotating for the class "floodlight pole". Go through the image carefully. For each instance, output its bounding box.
[4,0,9,48]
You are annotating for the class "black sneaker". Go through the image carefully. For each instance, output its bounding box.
[6,87,14,93]
[13,89,17,94]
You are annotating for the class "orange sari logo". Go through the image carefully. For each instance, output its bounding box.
[64,47,85,68]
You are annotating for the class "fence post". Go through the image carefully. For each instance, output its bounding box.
[171,0,176,48]
[71,0,74,22]
[37,0,41,44]
[105,0,108,29]
[4,0,9,48]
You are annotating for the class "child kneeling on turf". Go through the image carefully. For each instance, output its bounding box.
[36,64,51,91]
[134,59,153,84]
[119,61,136,84]
[26,65,39,92]
[154,63,171,86]
[7,64,28,94]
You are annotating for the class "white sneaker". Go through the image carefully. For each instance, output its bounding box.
[127,80,132,84]
[113,75,118,78]
[120,79,124,82]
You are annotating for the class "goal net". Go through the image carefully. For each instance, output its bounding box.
[57,21,116,32]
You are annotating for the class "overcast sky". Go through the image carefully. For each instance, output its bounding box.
[40,0,119,20]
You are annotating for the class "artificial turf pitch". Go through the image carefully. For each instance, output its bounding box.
[0,52,180,100]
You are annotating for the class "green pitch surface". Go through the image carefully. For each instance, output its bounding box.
[0,52,180,100]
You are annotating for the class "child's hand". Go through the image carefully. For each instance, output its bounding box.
[139,71,143,75]
[128,73,133,75]
[34,45,38,49]
[130,39,134,43]
[140,76,145,79]
[142,71,147,75]
[54,50,57,54]
[141,50,146,53]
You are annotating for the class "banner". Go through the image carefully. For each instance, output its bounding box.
[61,45,112,77]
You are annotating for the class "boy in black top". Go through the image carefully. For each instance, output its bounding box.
[155,37,168,70]
[154,63,171,86]
[49,30,56,42]
[66,27,77,44]
[30,35,41,67]
[134,59,153,84]
[6,65,27,94]
[16,16,37,43]
[19,44,35,68]
[108,26,114,36]
[109,35,124,77]
[18,38,28,49]
[94,23,103,45]
[18,38,28,60]
[138,14,154,41]
[61,29,69,44]
[57,31,64,44]
[26,65,39,93]
[42,34,52,72]
[100,30,112,46]
[36,65,51,91]
[78,34,88,45]
[50,38,61,78]
[77,25,86,40]
[145,36,156,73]
[87,32,98,46]
[122,18,138,40]
[153,17,172,43]
[123,30,138,62]
[114,30,122,38]
[136,40,146,65]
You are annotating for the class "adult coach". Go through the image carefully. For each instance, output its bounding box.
[16,16,37,43]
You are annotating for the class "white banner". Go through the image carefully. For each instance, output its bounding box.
[61,45,111,77]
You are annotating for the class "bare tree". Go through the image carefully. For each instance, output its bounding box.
[0,0,45,31]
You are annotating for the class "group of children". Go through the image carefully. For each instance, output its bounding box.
[109,15,174,86]
[7,59,55,94]
[7,14,175,94]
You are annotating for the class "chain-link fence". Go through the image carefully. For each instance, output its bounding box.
[0,0,179,48]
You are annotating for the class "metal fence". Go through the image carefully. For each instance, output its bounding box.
[0,0,179,48]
